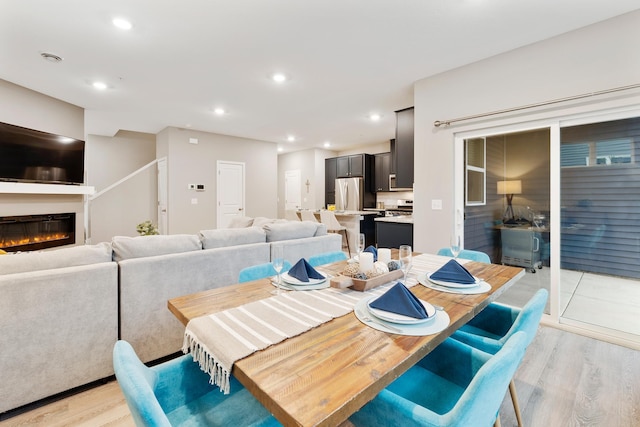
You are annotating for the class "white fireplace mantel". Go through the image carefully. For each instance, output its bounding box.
[0,182,95,195]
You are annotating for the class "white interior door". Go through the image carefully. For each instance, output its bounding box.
[157,157,168,234]
[217,161,245,228]
[285,169,301,210]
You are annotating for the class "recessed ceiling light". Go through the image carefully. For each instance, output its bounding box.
[324,142,331,148]
[369,113,381,121]
[277,146,283,152]
[113,18,132,30]
[92,81,108,90]
[40,52,63,63]
[287,135,296,142]
[214,108,226,115]
[272,73,287,83]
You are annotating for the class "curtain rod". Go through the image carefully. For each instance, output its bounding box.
[433,83,640,128]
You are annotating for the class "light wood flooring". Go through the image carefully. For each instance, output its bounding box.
[1,325,639,427]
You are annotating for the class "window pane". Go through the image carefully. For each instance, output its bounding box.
[467,138,485,168]
[467,170,484,204]
[561,143,589,166]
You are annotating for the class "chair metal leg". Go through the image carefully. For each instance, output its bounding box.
[509,379,524,427]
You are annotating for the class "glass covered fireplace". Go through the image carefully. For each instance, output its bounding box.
[0,213,76,252]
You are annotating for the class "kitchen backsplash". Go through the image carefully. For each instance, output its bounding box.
[375,191,414,208]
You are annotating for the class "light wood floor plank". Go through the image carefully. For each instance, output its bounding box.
[2,326,639,427]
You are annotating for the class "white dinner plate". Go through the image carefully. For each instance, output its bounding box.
[281,271,327,286]
[367,296,436,324]
[426,272,481,288]
[418,273,491,295]
[277,281,330,291]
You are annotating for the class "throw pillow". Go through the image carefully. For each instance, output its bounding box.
[227,216,254,228]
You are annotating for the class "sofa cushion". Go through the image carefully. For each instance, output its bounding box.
[252,217,276,228]
[198,227,266,249]
[314,223,328,236]
[112,235,202,262]
[227,216,254,228]
[0,242,113,275]
[264,221,319,242]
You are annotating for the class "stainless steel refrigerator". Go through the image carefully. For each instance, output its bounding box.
[335,177,369,211]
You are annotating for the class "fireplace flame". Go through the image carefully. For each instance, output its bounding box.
[0,233,70,249]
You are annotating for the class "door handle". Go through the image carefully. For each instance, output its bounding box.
[238,208,244,211]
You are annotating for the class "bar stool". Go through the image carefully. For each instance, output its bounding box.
[319,210,351,256]
[284,209,300,221]
[300,210,319,222]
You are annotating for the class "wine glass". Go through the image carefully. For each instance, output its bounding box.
[450,235,461,259]
[399,245,412,284]
[271,246,284,295]
[358,233,366,256]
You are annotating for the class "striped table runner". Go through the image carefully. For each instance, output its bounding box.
[182,254,454,393]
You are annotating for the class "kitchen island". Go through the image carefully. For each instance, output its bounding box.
[296,210,380,254]
[375,215,414,248]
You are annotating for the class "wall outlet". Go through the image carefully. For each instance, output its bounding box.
[189,138,198,145]
[191,198,198,205]
[431,199,443,210]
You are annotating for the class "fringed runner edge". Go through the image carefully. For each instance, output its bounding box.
[182,330,231,394]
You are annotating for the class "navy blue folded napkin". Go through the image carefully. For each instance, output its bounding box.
[288,258,324,282]
[363,245,378,262]
[430,259,476,284]
[369,282,428,319]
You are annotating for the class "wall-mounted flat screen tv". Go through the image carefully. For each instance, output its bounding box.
[0,122,85,185]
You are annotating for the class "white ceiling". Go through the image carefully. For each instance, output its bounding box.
[2,1,639,153]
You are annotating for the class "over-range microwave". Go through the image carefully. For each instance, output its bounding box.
[389,174,413,191]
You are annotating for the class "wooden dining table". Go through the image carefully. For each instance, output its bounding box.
[168,253,525,427]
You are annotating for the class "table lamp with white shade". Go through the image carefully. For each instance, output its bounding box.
[497,180,522,221]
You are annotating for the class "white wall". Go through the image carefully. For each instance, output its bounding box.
[338,141,390,156]
[0,79,83,140]
[413,10,640,254]
[0,79,87,245]
[277,148,338,215]
[159,127,278,233]
[277,143,392,216]
[86,130,157,243]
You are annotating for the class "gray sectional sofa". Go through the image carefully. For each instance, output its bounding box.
[0,243,118,414]
[0,219,341,414]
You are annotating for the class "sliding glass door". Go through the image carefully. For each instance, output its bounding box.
[459,113,640,342]
[463,128,551,314]
[559,117,640,338]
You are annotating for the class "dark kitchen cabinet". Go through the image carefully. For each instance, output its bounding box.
[389,139,397,174]
[374,152,391,192]
[325,154,375,207]
[395,107,414,189]
[336,154,365,177]
[376,221,413,248]
[324,157,337,206]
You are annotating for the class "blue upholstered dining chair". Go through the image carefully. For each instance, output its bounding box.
[308,251,348,267]
[238,261,292,283]
[113,340,281,427]
[437,247,491,263]
[451,288,548,427]
[349,332,528,427]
